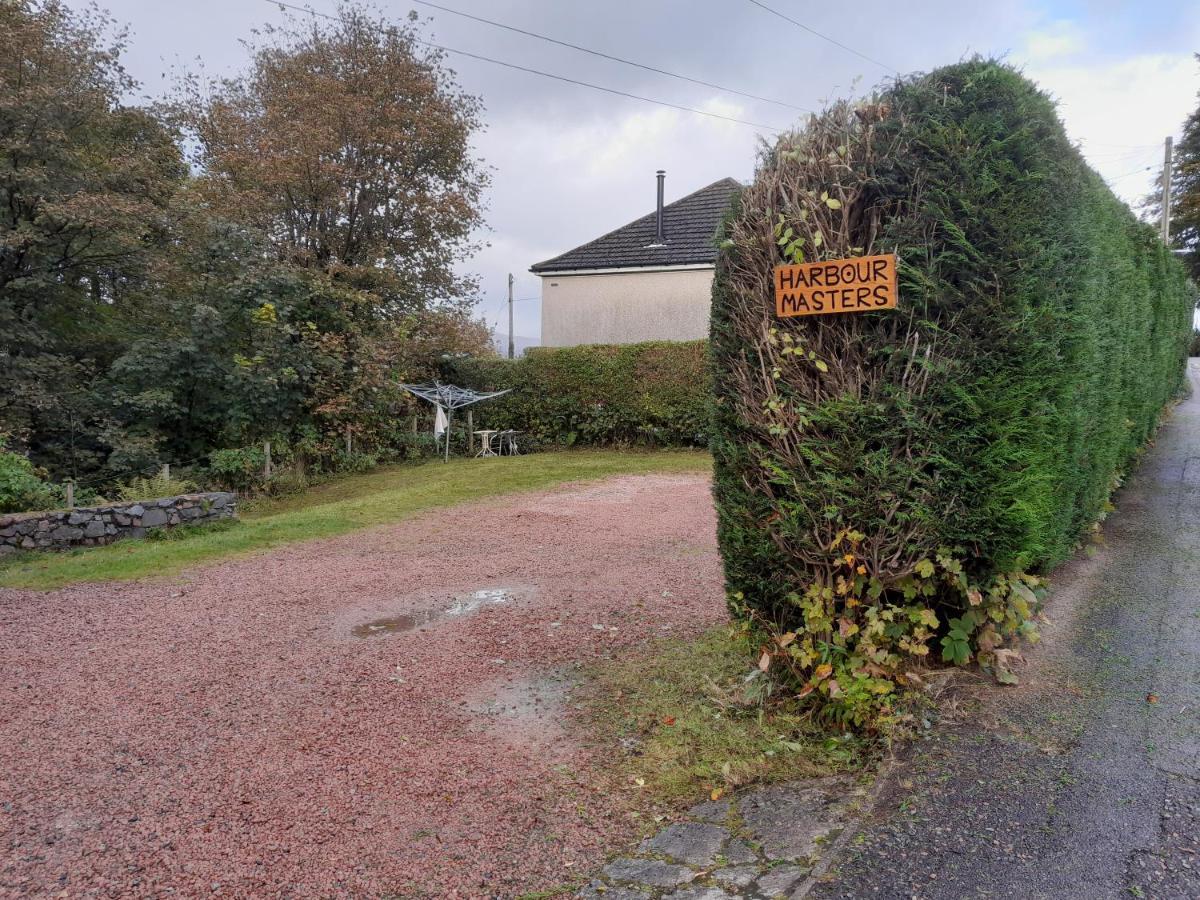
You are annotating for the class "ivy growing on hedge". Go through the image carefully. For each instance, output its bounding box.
[443,340,710,448]
[711,60,1196,727]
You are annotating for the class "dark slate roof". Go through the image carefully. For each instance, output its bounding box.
[530,177,742,273]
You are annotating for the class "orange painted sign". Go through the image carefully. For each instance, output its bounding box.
[775,253,897,317]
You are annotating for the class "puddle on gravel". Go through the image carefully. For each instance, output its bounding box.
[351,612,438,637]
[445,588,510,617]
[352,588,514,638]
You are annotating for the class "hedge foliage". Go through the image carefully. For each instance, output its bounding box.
[444,340,710,448]
[711,60,1195,727]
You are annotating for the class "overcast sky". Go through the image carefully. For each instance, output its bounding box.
[95,0,1200,344]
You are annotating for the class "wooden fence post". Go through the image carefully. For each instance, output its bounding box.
[65,480,75,509]
[161,463,170,482]
[264,440,272,479]
[345,424,352,456]
[467,410,474,454]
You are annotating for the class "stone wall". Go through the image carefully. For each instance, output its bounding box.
[0,492,236,556]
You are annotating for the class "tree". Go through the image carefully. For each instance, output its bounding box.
[1,0,493,498]
[1169,54,1200,281]
[104,211,495,471]
[173,3,489,316]
[0,0,186,476]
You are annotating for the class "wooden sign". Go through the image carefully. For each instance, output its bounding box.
[775,253,897,317]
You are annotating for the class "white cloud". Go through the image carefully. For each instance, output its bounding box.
[1024,52,1198,208]
[1022,20,1086,63]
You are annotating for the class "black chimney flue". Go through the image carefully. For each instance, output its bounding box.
[654,169,666,245]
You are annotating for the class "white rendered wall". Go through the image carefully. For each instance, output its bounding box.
[539,267,714,347]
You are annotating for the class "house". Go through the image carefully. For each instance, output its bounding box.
[530,172,741,347]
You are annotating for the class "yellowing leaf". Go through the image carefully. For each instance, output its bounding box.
[814,663,833,680]
[814,359,829,373]
[758,650,772,672]
[710,788,724,802]
[825,197,842,209]
[914,558,935,579]
[1011,581,1038,607]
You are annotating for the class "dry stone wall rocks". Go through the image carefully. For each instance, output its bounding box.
[0,493,236,555]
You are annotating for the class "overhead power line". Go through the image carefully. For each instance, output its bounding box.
[1083,145,1161,162]
[1107,164,1155,183]
[745,0,898,74]
[408,0,811,113]
[260,0,784,132]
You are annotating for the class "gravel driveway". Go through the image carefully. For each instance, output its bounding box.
[0,472,726,898]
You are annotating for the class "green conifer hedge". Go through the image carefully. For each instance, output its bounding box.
[711,60,1195,726]
[445,340,710,448]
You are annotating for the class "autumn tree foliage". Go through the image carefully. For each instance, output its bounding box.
[0,0,187,476]
[0,0,493,497]
[173,4,488,315]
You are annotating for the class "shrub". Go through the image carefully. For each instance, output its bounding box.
[114,472,199,501]
[444,340,710,448]
[207,445,268,491]
[0,437,57,513]
[710,60,1195,728]
[388,431,440,461]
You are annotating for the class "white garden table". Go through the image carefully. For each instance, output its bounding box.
[474,429,498,457]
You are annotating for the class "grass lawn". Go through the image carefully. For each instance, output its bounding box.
[0,449,710,590]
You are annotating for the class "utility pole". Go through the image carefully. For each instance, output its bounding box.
[1161,135,1174,244]
[507,272,515,359]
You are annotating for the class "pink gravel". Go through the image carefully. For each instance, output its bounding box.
[0,473,727,898]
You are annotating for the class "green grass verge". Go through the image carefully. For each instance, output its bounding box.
[574,625,874,806]
[0,449,710,590]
